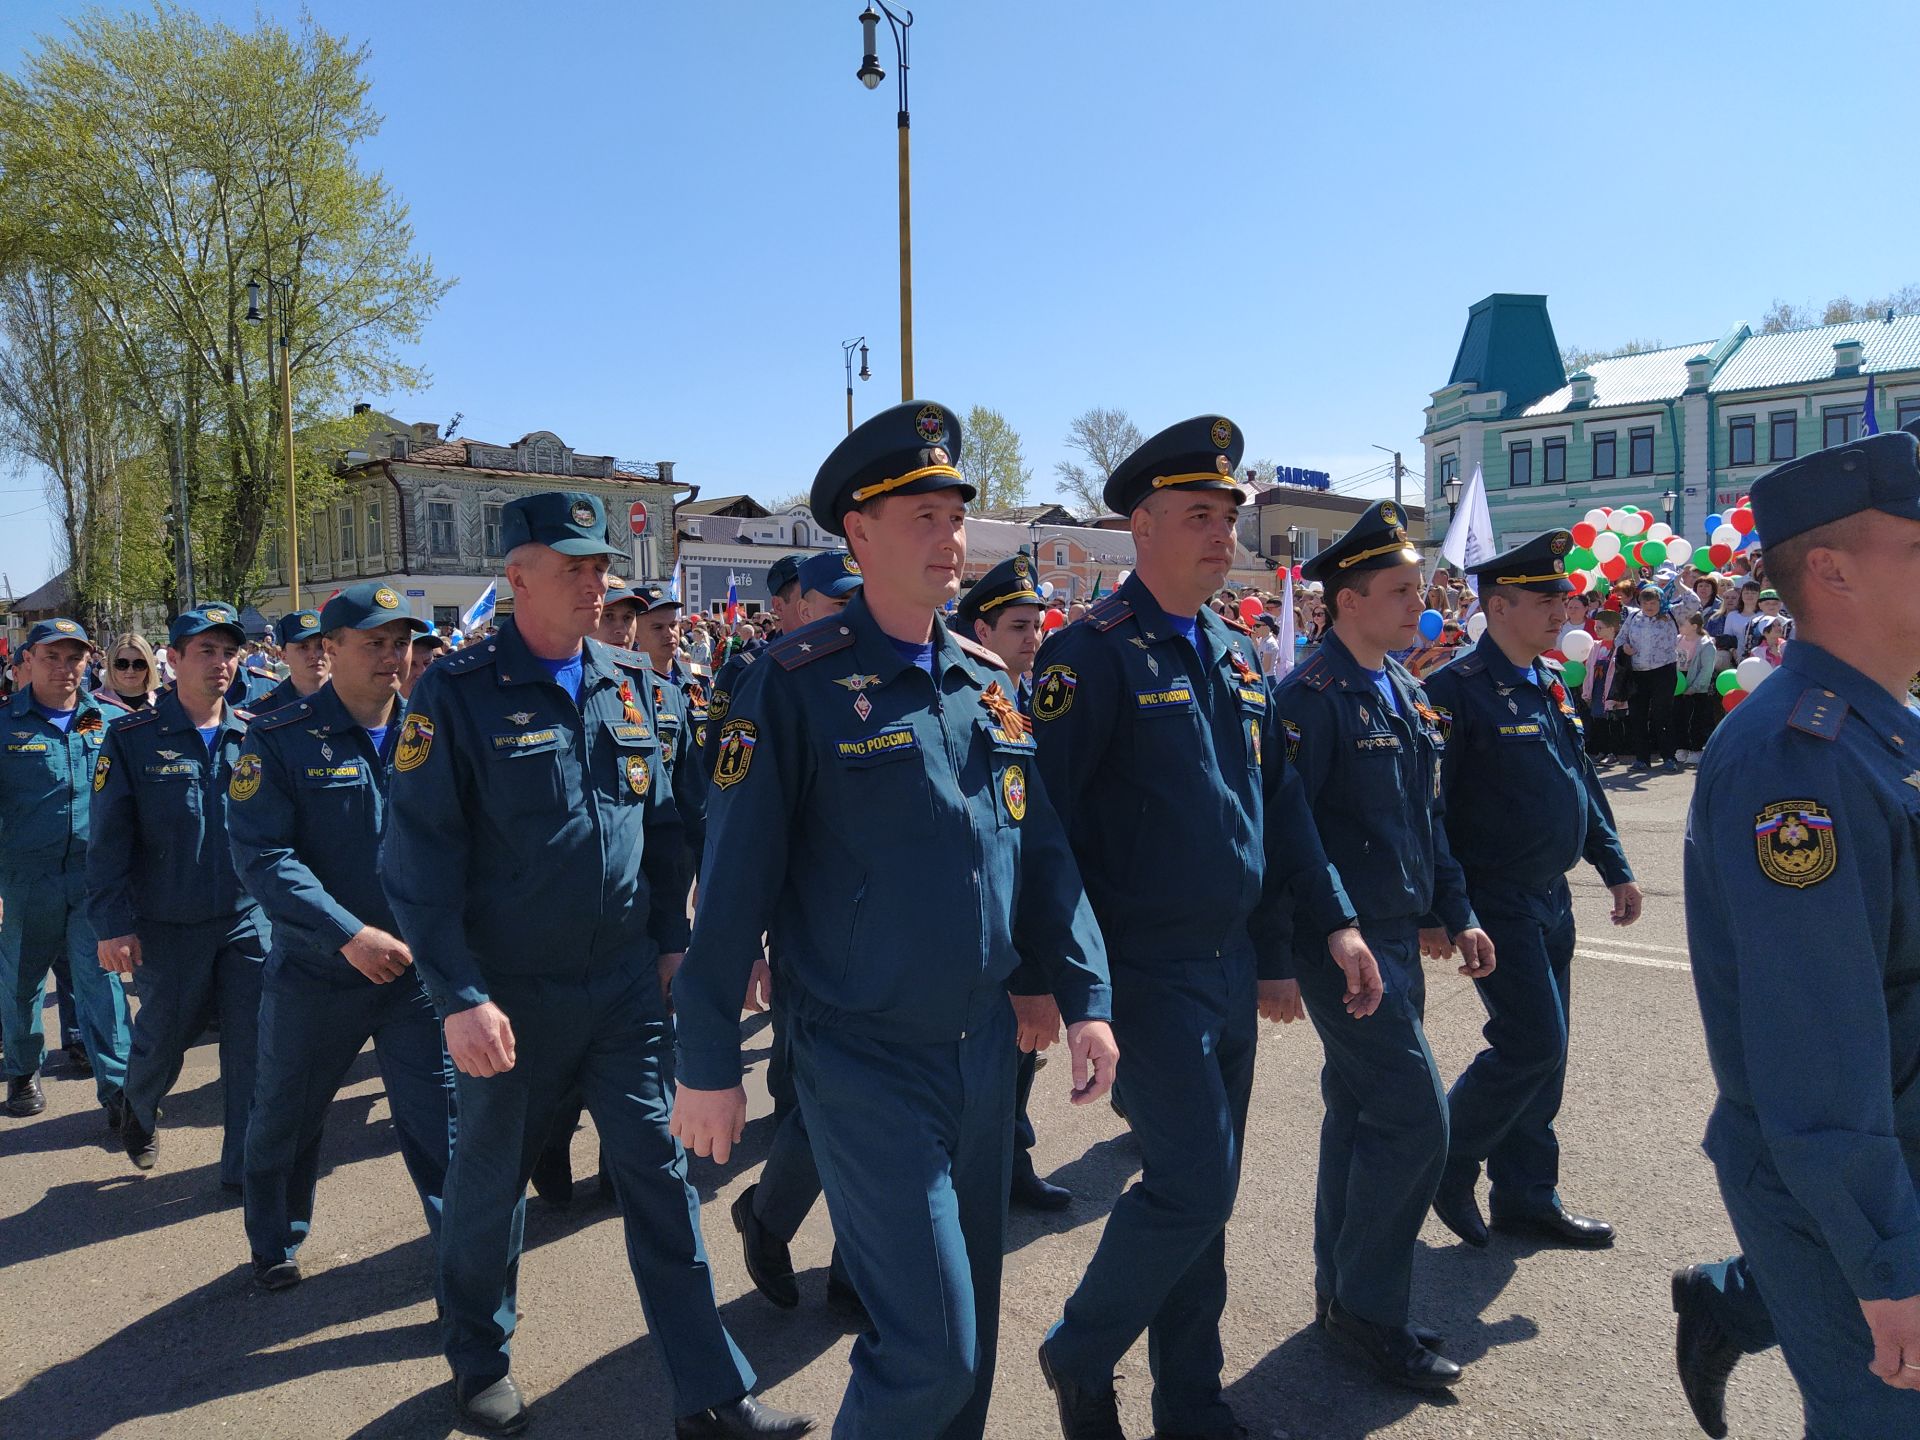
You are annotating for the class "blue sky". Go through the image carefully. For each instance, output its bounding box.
[3,0,1916,594]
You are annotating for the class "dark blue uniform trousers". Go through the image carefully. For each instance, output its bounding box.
[793,997,1014,1440]
[1296,924,1448,1327]
[1443,875,1576,1218]
[1716,1149,1920,1438]
[1046,950,1256,1440]
[439,961,753,1412]
[125,911,267,1187]
[244,962,454,1266]
[753,968,826,1243]
[1012,1048,1041,1183]
[1,866,129,1098]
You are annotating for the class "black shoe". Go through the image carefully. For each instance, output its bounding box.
[1011,1168,1074,1212]
[123,1110,157,1170]
[1672,1266,1739,1439]
[1314,1291,1443,1351]
[1490,1204,1615,1249]
[65,1042,93,1076]
[454,1375,528,1435]
[1038,1338,1125,1439]
[1431,1176,1489,1248]
[1323,1303,1461,1391]
[674,1394,816,1438]
[825,1264,870,1331]
[731,1184,799,1309]
[529,1139,574,1207]
[252,1258,301,1291]
[105,1093,127,1133]
[6,1073,45,1117]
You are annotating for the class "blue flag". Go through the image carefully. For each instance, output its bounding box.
[1863,373,1880,436]
[461,580,497,633]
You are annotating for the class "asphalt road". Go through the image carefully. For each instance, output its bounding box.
[0,765,1803,1440]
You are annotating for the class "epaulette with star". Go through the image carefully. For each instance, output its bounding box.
[769,619,856,670]
[1088,595,1133,632]
[257,701,314,731]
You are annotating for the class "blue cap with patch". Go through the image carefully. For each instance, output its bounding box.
[956,553,1042,628]
[766,553,806,598]
[633,582,682,614]
[168,602,247,648]
[796,550,864,598]
[809,401,975,537]
[1103,415,1248,516]
[602,573,647,609]
[1753,431,1920,546]
[273,610,324,646]
[1300,499,1422,586]
[1467,529,1575,593]
[321,582,430,635]
[24,617,89,648]
[500,491,624,558]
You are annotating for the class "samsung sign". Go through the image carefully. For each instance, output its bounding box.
[1270,466,1331,491]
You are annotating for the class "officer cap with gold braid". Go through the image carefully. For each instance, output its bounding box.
[956,552,1043,630]
[1466,528,1575,594]
[1103,415,1248,516]
[1299,499,1422,585]
[810,400,976,537]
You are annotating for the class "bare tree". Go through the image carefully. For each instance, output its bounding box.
[1560,339,1665,372]
[1759,286,1920,333]
[1054,406,1142,517]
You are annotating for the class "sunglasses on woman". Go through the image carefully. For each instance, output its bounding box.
[112,658,149,672]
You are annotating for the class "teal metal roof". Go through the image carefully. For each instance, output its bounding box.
[1708,314,1920,393]
[1450,294,1567,413]
[1517,341,1710,417]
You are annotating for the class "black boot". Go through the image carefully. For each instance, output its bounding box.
[1323,1302,1461,1391]
[123,1109,158,1170]
[453,1375,528,1435]
[1672,1266,1740,1439]
[1038,1338,1125,1439]
[6,1072,45,1117]
[674,1394,816,1438]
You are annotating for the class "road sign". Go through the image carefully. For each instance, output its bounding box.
[628,500,650,538]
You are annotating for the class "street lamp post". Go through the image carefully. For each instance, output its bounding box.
[856,2,915,402]
[246,276,301,609]
[1285,523,1301,570]
[1661,487,1678,536]
[1445,474,1463,518]
[841,337,871,435]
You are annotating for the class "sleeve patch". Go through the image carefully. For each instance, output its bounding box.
[1033,664,1078,721]
[395,714,436,773]
[712,719,758,789]
[1753,801,1837,887]
[229,752,263,802]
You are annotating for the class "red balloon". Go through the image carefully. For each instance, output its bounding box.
[1041,610,1066,632]
[1239,595,1265,622]
[1571,522,1597,547]
[1629,541,1646,567]
[1600,555,1628,581]
[1569,571,1590,594]
[1709,543,1733,567]
[1291,565,1303,581]
[1730,508,1755,535]
[1599,507,1613,515]
[1722,689,1748,712]
[1738,495,1750,506]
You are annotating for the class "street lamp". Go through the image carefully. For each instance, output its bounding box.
[855,2,915,402]
[1286,523,1301,568]
[841,336,870,434]
[1444,474,1463,515]
[246,276,301,608]
[1661,487,1678,529]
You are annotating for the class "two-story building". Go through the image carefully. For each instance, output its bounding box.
[673,501,842,619]
[1239,485,1430,569]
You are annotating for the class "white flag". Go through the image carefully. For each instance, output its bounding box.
[461,579,498,633]
[1440,463,1497,593]
[1273,569,1296,680]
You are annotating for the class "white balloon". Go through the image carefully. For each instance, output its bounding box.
[1647,522,1673,544]
[1584,508,1609,529]
[1712,523,1740,549]
[1736,655,1772,691]
[1592,532,1622,562]
[1562,629,1595,663]
[1038,581,1055,599]
[1605,510,1633,533]
[1465,612,1487,641]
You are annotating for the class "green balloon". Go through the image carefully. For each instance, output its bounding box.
[1568,546,1597,571]
[1693,545,1716,569]
[1641,538,1667,566]
[1715,670,1740,696]
[1674,669,1689,696]
[1561,659,1587,686]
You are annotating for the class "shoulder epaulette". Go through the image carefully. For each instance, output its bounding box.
[1445,651,1487,679]
[1088,595,1132,632]
[1217,611,1252,636]
[612,648,656,674]
[231,708,254,724]
[110,708,158,731]
[1293,656,1336,692]
[440,645,496,676]
[769,621,857,670]
[953,634,1009,673]
[1787,686,1847,741]
[256,701,313,731]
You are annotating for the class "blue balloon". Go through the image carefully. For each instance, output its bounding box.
[1705,512,1723,534]
[1419,608,1445,641]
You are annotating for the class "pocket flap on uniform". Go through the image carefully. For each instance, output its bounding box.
[605,720,653,746]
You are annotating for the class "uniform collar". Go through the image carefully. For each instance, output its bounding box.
[1318,628,1419,705]
[489,618,626,691]
[1473,632,1538,688]
[8,684,101,724]
[843,590,983,692]
[1780,641,1920,753]
[300,681,403,736]
[153,688,243,737]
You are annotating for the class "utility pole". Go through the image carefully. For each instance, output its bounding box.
[167,410,194,609]
[1393,451,1405,512]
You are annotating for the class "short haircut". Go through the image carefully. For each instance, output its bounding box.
[1323,567,1378,624]
[1764,512,1870,617]
[1594,609,1622,631]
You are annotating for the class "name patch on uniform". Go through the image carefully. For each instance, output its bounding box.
[1495,722,1545,740]
[988,727,1035,751]
[144,761,197,777]
[1354,734,1401,752]
[713,719,757,790]
[395,714,434,773]
[1753,801,1836,888]
[229,753,263,801]
[1001,763,1027,822]
[836,725,919,761]
[1033,665,1077,722]
[1135,685,1195,710]
[5,740,49,754]
[1237,687,1268,710]
[302,764,364,782]
[491,729,560,750]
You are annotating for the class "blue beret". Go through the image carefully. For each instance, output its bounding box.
[168,602,246,648]
[501,491,624,558]
[1752,431,1920,547]
[810,401,975,537]
[956,553,1042,627]
[25,617,89,648]
[796,550,864,598]
[320,582,429,635]
[1103,415,1248,516]
[1467,529,1574,593]
[273,610,323,646]
[1300,500,1422,585]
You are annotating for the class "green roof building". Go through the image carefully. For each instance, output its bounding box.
[1424,293,1920,552]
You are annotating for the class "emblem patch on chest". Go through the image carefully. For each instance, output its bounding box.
[1001,763,1027,822]
[1753,801,1836,888]
[625,754,651,797]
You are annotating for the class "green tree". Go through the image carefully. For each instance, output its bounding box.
[0,5,451,608]
[1054,406,1142,518]
[1758,286,1920,333]
[963,405,1030,511]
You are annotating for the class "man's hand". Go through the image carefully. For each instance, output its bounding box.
[97,933,142,974]
[1328,926,1383,1018]
[657,950,685,1007]
[444,1001,517,1078]
[1862,1295,1920,1389]
[1418,926,1452,961]
[1064,1019,1118,1105]
[340,925,412,984]
[670,1083,748,1164]
[1012,993,1063,1053]
[1608,881,1644,926]
[743,956,772,1014]
[1453,927,1497,979]
[1258,978,1305,1024]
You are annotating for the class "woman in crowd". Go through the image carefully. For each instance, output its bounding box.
[1711,579,1758,639]
[93,632,161,713]
[1615,584,1682,769]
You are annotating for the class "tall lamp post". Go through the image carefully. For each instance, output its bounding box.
[842,336,870,434]
[245,276,301,608]
[856,3,915,402]
[1661,487,1679,537]
[1285,523,1301,570]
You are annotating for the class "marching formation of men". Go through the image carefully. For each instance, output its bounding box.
[9,403,1920,1439]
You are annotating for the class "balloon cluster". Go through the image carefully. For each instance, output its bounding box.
[1564,506,1686,589]
[1700,499,1757,567]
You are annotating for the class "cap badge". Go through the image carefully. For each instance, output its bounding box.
[53,619,78,633]
[1215,456,1232,474]
[1013,555,1030,578]
[206,609,229,623]
[844,555,861,575]
[1210,419,1233,449]
[373,587,401,610]
[1553,559,1565,573]
[915,405,948,445]
[1380,504,1399,527]
[299,613,320,628]
[570,499,597,528]
[929,446,950,466]
[1549,534,1570,556]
